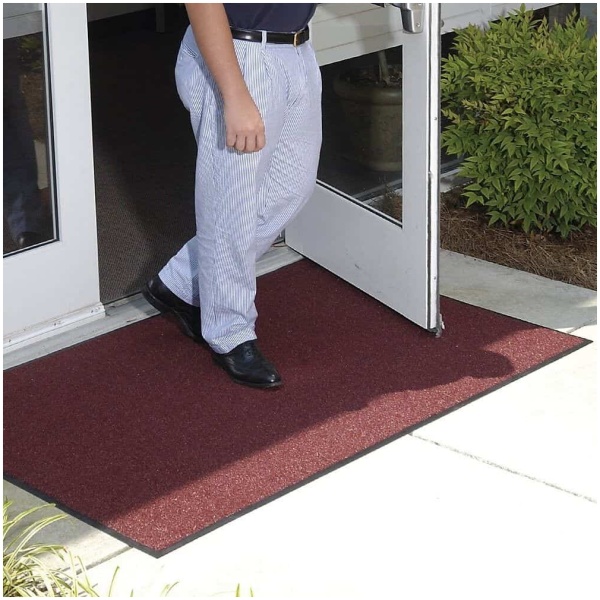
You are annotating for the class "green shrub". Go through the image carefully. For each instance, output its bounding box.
[441,5,597,238]
[3,500,100,597]
[19,35,44,73]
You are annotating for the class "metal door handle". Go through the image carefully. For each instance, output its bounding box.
[392,3,424,34]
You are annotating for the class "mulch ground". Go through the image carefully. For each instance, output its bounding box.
[440,186,597,291]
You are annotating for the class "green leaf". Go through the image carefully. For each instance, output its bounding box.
[439,4,596,237]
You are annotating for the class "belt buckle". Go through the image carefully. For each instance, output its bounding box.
[293,30,300,46]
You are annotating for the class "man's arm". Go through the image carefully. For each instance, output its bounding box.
[185,3,265,152]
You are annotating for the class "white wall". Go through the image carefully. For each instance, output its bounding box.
[312,3,554,65]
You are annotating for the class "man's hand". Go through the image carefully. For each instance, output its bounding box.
[185,3,266,153]
[224,94,266,153]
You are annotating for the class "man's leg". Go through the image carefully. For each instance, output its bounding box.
[159,37,287,353]
[255,41,323,259]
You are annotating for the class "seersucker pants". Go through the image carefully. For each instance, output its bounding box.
[159,26,322,353]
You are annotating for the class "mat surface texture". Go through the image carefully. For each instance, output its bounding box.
[3,261,587,556]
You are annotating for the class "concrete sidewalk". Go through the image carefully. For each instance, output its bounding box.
[4,249,597,598]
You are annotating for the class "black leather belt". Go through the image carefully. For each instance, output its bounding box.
[230,27,310,46]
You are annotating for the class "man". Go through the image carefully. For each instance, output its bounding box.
[143,3,322,388]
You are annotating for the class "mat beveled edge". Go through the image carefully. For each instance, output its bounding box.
[3,336,592,559]
[2,472,159,557]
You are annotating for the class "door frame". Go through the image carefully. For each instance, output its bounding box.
[3,3,102,347]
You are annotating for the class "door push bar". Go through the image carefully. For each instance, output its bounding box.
[375,3,425,34]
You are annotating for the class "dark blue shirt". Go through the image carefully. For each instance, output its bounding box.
[224,3,316,33]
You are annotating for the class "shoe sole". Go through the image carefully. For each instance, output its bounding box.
[212,355,283,389]
[142,285,206,345]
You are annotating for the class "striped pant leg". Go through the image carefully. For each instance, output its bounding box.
[255,41,323,260]
[158,40,212,309]
[161,37,289,353]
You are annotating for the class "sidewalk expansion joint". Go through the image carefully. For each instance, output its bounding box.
[567,320,597,337]
[409,433,597,504]
[85,546,132,571]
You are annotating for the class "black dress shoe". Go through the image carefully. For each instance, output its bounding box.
[212,340,282,389]
[142,276,205,344]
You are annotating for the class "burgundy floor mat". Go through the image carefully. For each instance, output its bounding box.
[3,260,588,556]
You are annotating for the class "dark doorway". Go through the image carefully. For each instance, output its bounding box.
[88,4,194,303]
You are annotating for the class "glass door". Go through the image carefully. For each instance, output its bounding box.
[287,3,441,333]
[3,3,100,344]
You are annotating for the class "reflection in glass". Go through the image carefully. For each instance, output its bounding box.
[317,46,405,224]
[317,38,460,224]
[3,9,55,255]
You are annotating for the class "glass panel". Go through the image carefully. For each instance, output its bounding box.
[3,3,56,255]
[318,34,463,226]
[318,46,405,225]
